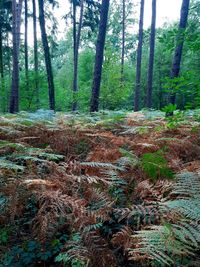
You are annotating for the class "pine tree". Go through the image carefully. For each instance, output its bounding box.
[9,0,23,113]
[90,0,110,112]
[134,0,145,112]
[38,0,55,110]
[169,0,190,110]
[146,0,156,109]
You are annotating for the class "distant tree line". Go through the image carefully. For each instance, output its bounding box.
[0,0,198,114]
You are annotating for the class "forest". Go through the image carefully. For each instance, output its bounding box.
[0,0,200,266]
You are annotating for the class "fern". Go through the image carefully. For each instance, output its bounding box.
[128,171,200,266]
[171,172,200,198]
[121,126,151,135]
[141,151,174,181]
[80,161,123,171]
[117,148,139,168]
[0,158,24,171]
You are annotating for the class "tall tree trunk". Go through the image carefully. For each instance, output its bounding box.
[134,0,144,112]
[169,0,190,107]
[72,0,84,111]
[146,0,156,109]
[38,0,55,110]
[90,0,110,112]
[72,1,77,111]
[0,27,3,80]
[121,0,125,82]
[6,32,11,111]
[32,0,39,109]
[9,0,23,113]
[0,26,5,112]
[24,0,29,91]
[158,67,163,110]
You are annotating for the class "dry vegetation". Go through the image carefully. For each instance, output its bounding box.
[0,110,200,267]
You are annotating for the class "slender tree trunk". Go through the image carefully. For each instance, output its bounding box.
[72,0,84,111]
[0,27,3,80]
[134,0,144,112]
[6,32,11,111]
[32,0,39,109]
[158,68,163,110]
[169,0,190,107]
[146,0,156,109]
[90,0,110,112]
[0,26,5,112]
[121,0,125,82]
[72,1,77,111]
[24,0,29,97]
[9,0,23,113]
[38,0,55,110]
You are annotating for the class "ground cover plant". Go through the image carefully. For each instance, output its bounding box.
[0,110,200,267]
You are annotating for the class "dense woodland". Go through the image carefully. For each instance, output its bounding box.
[0,0,200,266]
[0,0,199,112]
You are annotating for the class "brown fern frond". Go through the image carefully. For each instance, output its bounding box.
[112,226,132,249]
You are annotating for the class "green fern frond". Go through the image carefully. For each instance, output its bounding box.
[121,126,151,135]
[0,140,26,150]
[0,158,24,171]
[80,161,123,171]
[129,224,195,266]
[141,151,174,181]
[128,171,200,266]
[163,199,200,221]
[117,148,139,168]
[172,172,200,198]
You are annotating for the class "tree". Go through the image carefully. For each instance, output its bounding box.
[24,0,29,100]
[146,0,156,108]
[169,0,190,108]
[134,0,145,112]
[121,0,125,82]
[72,0,84,111]
[90,0,110,112]
[38,0,55,110]
[0,1,5,110]
[32,0,39,108]
[9,0,23,113]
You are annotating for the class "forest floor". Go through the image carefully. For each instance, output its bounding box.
[0,110,200,267]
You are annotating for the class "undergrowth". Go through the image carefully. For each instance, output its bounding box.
[0,110,199,267]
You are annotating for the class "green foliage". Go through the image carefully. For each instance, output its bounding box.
[165,111,186,129]
[162,104,177,114]
[55,253,85,267]
[0,238,66,267]
[129,172,200,266]
[141,151,174,181]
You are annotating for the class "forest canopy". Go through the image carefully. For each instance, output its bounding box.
[0,0,199,113]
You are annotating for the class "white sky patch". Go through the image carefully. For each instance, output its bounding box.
[144,0,182,28]
[25,0,183,46]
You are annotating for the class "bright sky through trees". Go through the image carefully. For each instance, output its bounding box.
[26,0,183,45]
[55,0,183,34]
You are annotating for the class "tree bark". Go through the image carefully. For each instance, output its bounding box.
[169,0,190,107]
[0,9,4,81]
[134,0,144,112]
[146,0,156,109]
[32,0,39,109]
[9,0,23,113]
[72,1,77,111]
[24,0,29,104]
[90,0,110,112]
[0,27,3,80]
[72,0,84,111]
[0,25,5,111]
[121,0,125,82]
[38,0,55,110]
